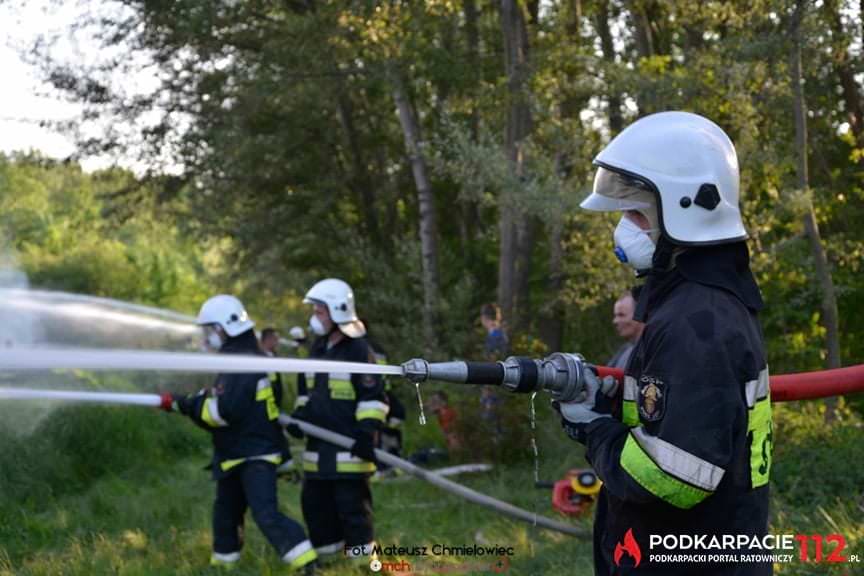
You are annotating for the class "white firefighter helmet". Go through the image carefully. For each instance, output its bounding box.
[581,111,747,245]
[303,278,366,338]
[196,295,255,337]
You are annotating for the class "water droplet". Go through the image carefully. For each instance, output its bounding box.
[414,382,427,425]
[530,391,540,524]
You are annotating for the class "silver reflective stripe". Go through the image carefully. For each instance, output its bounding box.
[211,551,240,563]
[623,376,638,401]
[315,541,345,555]
[331,372,351,381]
[257,378,270,391]
[303,451,319,463]
[205,398,228,426]
[631,427,725,491]
[282,539,314,563]
[336,452,366,463]
[744,367,770,408]
[294,395,309,408]
[356,400,389,414]
[344,542,375,557]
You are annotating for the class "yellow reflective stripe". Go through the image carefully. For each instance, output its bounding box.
[201,397,228,428]
[622,400,638,426]
[336,461,376,473]
[290,547,318,568]
[336,452,376,473]
[622,376,639,426]
[302,451,318,472]
[221,458,246,472]
[356,400,388,422]
[748,395,773,488]
[356,410,387,422]
[255,379,279,420]
[220,453,282,472]
[329,379,356,400]
[259,454,282,465]
[620,433,711,509]
[630,427,725,491]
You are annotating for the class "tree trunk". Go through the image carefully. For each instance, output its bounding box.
[822,0,864,155]
[460,0,482,255]
[499,0,533,333]
[514,216,537,335]
[336,90,383,253]
[596,1,623,133]
[390,65,440,354]
[625,0,655,58]
[538,217,565,352]
[791,1,841,419]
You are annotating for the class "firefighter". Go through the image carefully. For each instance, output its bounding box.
[160,295,317,573]
[361,319,405,478]
[288,279,388,561]
[259,326,298,477]
[561,112,772,575]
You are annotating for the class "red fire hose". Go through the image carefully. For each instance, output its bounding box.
[596,364,864,402]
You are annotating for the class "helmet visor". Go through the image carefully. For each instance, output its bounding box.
[581,166,656,212]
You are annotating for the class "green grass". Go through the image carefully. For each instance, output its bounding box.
[1,397,862,575]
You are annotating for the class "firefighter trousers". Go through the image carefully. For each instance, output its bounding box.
[213,460,308,557]
[301,477,373,552]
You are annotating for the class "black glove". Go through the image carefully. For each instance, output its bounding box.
[285,410,305,439]
[350,429,378,464]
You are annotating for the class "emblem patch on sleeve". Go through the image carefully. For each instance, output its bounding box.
[637,375,666,422]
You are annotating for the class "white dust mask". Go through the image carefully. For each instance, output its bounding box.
[309,315,327,336]
[613,216,657,271]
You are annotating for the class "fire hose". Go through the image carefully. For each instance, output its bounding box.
[1,348,861,402]
[0,385,587,538]
[401,355,864,403]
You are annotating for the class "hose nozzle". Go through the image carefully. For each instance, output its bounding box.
[401,352,591,403]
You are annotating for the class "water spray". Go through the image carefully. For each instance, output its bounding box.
[0,387,162,407]
[0,347,402,376]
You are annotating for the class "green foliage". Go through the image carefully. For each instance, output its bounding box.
[0,154,210,314]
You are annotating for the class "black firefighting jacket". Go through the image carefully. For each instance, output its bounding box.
[370,345,406,431]
[294,334,388,478]
[586,243,772,575]
[176,331,287,479]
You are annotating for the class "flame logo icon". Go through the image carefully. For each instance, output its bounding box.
[614,528,642,567]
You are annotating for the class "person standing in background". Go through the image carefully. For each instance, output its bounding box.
[607,291,645,370]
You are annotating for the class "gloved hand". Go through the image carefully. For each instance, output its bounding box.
[285,411,306,439]
[555,370,618,444]
[350,429,378,464]
[159,393,176,412]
